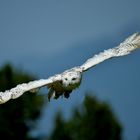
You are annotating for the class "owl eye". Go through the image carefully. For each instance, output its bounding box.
[72,78,76,81]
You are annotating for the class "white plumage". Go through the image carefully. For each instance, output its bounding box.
[0,33,140,104]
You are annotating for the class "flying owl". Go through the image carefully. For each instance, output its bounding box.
[0,33,140,104]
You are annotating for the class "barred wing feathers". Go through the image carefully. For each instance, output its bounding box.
[0,74,61,104]
[0,33,140,104]
[81,33,140,71]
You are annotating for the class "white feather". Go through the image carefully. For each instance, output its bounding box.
[0,33,140,104]
[0,75,61,104]
[81,33,140,71]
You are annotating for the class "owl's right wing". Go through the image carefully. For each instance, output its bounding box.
[0,74,62,104]
[80,33,140,72]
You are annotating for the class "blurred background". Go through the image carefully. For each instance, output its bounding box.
[0,0,140,140]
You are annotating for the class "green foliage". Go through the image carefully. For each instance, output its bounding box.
[0,64,122,140]
[48,95,122,140]
[0,64,44,140]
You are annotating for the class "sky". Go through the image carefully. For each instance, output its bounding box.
[0,0,140,140]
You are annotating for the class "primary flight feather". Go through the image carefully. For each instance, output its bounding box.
[0,33,140,104]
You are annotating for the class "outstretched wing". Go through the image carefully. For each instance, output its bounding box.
[0,74,61,104]
[0,32,140,104]
[80,33,140,71]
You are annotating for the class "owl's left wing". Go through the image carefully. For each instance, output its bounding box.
[80,33,140,71]
[0,74,62,104]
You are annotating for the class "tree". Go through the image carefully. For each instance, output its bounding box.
[0,64,44,140]
[48,95,122,140]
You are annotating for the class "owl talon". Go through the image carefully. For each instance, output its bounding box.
[64,93,70,98]
[64,90,72,98]
[48,88,55,101]
[54,93,60,99]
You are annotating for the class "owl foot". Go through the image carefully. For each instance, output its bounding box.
[64,90,72,99]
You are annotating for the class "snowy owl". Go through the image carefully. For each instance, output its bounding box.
[0,33,140,104]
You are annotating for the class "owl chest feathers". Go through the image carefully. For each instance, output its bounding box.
[47,68,82,100]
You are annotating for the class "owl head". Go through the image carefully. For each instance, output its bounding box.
[61,70,82,90]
